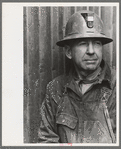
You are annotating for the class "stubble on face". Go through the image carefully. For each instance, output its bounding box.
[70,39,103,77]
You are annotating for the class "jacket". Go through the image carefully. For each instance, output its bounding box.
[38,60,116,143]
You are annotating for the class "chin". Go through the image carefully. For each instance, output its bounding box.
[85,67,98,71]
[86,64,99,70]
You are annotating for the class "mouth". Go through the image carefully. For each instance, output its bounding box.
[84,59,97,61]
[84,59,97,64]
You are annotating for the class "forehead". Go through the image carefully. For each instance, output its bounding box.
[68,38,102,46]
[65,38,102,47]
[75,38,102,43]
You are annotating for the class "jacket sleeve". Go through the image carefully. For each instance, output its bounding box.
[107,69,116,136]
[38,84,60,143]
[108,86,116,135]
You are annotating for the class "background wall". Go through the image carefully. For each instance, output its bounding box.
[24,6,116,143]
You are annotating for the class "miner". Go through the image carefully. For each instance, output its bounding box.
[38,10,116,143]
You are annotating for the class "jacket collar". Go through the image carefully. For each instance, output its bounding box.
[64,60,112,92]
[98,60,111,87]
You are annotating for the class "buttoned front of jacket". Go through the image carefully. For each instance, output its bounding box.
[38,60,116,143]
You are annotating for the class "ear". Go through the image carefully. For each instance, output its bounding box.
[65,45,72,59]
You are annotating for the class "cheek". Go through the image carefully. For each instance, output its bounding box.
[72,48,85,59]
[72,52,83,62]
[95,48,102,59]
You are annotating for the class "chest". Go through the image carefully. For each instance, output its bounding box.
[56,85,113,143]
[58,84,112,121]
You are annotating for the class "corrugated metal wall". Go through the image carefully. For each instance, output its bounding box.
[24,6,116,143]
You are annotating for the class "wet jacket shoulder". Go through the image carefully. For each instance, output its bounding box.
[38,75,68,143]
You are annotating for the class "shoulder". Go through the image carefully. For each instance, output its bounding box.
[104,61,116,89]
[46,75,68,104]
[111,68,116,89]
[47,75,66,90]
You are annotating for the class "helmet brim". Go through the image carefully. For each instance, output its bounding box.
[56,35,113,47]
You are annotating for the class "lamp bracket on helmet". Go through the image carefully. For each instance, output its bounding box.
[81,13,94,28]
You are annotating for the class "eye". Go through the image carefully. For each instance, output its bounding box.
[78,41,88,46]
[94,41,102,46]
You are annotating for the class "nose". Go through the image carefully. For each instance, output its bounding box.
[86,41,94,55]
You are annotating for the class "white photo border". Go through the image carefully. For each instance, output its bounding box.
[2,2,119,147]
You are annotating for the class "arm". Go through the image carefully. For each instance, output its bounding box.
[108,86,116,135]
[38,84,60,143]
[107,68,116,139]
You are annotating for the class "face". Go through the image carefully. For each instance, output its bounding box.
[65,39,103,72]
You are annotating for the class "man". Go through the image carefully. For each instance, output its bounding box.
[38,10,116,143]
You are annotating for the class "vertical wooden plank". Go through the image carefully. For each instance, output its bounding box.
[93,6,100,16]
[101,6,113,67]
[112,6,116,69]
[75,6,82,12]
[58,7,65,75]
[82,6,88,10]
[75,6,83,12]
[51,7,59,79]
[27,7,41,143]
[76,6,88,11]
[24,7,30,143]
[63,7,68,74]
[61,6,76,74]
[89,6,94,11]
[63,7,73,74]
[89,6,100,17]
[71,6,75,14]
[92,7,101,23]
[38,7,52,105]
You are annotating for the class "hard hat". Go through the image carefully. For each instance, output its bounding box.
[56,10,113,47]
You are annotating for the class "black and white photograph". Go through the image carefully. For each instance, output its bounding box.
[2,2,119,147]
